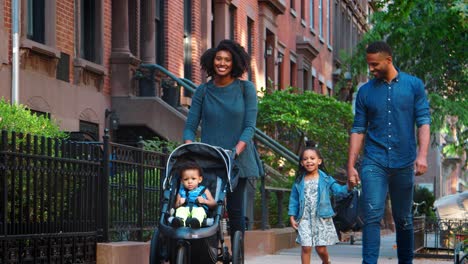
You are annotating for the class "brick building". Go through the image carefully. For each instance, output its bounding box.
[0,0,373,143]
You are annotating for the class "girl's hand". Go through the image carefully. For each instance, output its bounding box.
[289,216,299,230]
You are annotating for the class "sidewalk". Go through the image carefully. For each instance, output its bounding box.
[246,232,453,264]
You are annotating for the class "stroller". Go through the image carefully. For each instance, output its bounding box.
[149,142,244,264]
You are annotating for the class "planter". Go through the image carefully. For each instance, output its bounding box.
[161,79,180,107]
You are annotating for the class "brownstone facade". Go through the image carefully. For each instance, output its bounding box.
[0,0,372,142]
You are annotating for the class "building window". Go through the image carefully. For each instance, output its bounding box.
[155,0,165,65]
[56,52,70,82]
[319,0,323,38]
[247,18,254,81]
[303,69,309,91]
[291,0,296,10]
[229,5,237,40]
[290,61,297,87]
[29,109,50,119]
[301,0,306,20]
[128,1,138,56]
[277,52,284,90]
[79,120,99,142]
[311,75,316,92]
[79,0,102,64]
[27,0,45,43]
[309,0,314,30]
[184,0,192,79]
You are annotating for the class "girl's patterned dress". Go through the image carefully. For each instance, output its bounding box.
[296,178,340,246]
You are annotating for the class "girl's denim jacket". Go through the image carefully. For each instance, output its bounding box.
[288,170,349,220]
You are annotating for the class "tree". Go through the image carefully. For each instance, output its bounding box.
[257,88,354,176]
[345,0,467,158]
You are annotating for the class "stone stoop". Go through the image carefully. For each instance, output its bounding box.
[96,228,298,264]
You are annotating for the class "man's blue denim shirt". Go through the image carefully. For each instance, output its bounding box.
[351,71,431,168]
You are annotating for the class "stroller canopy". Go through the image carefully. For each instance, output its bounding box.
[163,143,237,191]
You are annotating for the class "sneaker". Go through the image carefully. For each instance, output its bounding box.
[171,217,184,228]
[187,218,201,229]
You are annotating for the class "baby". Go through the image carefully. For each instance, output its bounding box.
[172,161,216,228]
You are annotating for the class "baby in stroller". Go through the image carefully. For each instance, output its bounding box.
[171,161,217,229]
[150,142,244,264]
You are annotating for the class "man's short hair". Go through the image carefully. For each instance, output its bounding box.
[366,41,392,56]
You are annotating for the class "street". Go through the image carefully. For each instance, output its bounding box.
[246,233,453,264]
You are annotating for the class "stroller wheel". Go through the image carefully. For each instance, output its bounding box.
[231,231,244,264]
[176,246,187,264]
[149,228,164,264]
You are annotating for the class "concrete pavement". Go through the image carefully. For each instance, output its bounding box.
[245,232,453,264]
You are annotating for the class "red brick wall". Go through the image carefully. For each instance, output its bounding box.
[4,0,11,62]
[191,0,202,85]
[165,0,184,77]
[56,0,75,84]
[102,0,112,94]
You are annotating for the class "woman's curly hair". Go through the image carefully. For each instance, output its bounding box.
[200,39,251,78]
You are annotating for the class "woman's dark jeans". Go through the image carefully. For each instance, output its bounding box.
[226,178,246,239]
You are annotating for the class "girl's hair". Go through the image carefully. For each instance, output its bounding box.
[200,39,251,78]
[295,146,327,182]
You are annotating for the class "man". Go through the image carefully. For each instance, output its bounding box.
[347,41,431,264]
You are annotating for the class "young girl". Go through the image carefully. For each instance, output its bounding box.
[288,147,350,264]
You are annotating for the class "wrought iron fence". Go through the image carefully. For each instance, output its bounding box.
[415,218,467,260]
[104,138,165,242]
[0,130,166,263]
[0,131,102,263]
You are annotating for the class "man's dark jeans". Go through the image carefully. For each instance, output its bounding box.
[360,158,414,264]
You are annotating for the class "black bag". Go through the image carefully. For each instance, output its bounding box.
[333,188,363,232]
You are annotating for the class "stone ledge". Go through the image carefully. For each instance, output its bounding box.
[243,228,298,257]
[96,228,298,263]
[97,241,149,264]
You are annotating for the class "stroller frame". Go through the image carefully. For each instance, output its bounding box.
[149,143,244,264]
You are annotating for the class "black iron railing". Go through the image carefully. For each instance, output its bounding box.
[0,130,101,263]
[415,218,467,260]
[103,135,165,242]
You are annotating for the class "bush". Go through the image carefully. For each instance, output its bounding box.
[0,98,66,138]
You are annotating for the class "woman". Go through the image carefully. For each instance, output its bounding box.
[183,39,260,240]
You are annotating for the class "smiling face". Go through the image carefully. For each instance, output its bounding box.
[213,50,233,77]
[181,169,203,191]
[366,52,392,80]
[300,149,322,174]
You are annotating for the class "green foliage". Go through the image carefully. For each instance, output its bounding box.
[141,137,180,153]
[0,98,66,138]
[414,186,436,219]
[342,0,467,154]
[257,88,354,176]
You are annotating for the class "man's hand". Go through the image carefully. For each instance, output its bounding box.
[347,166,360,188]
[414,155,428,176]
